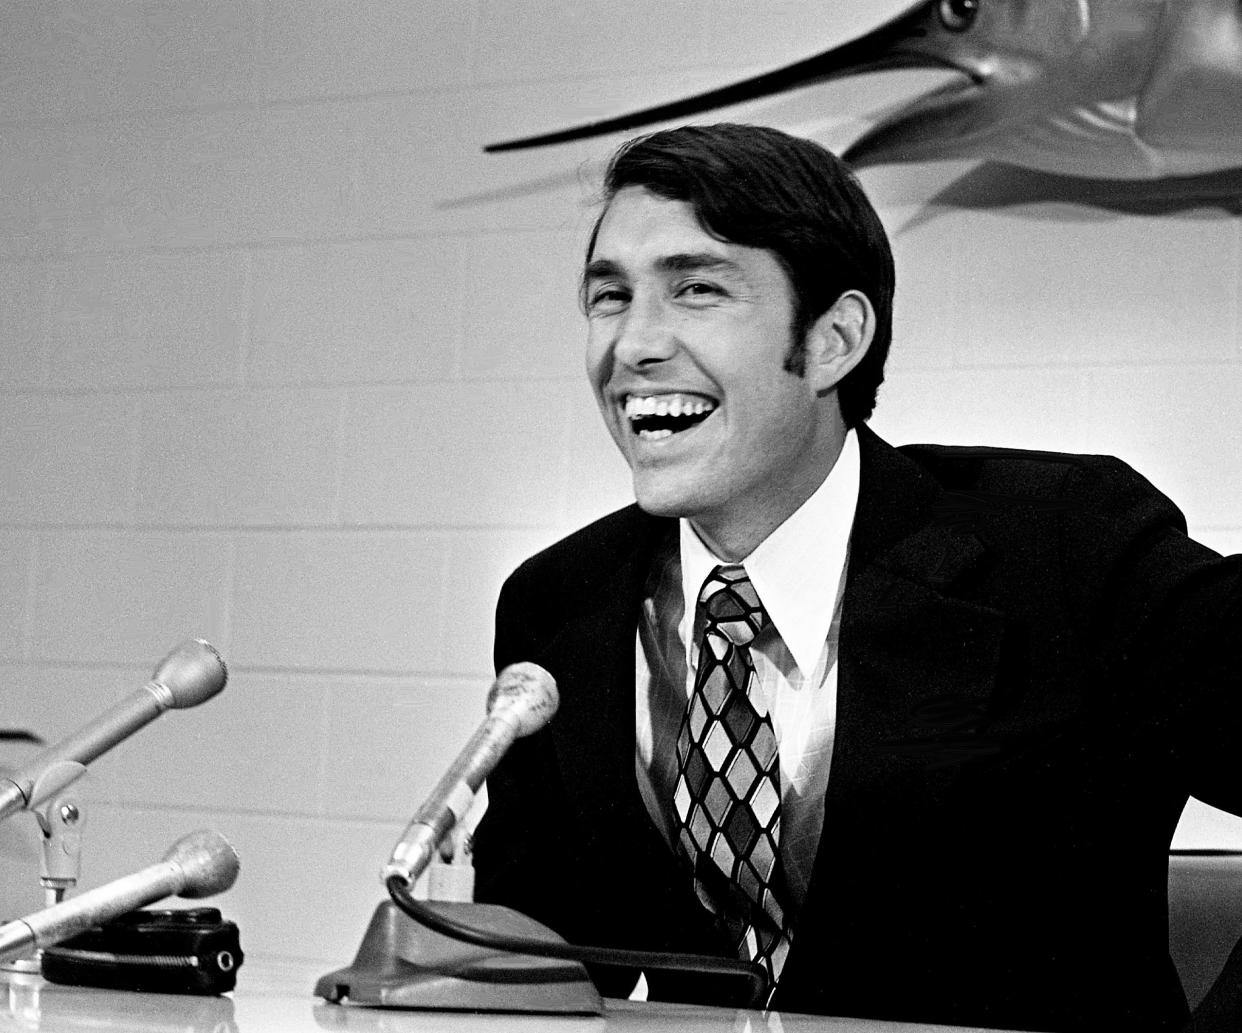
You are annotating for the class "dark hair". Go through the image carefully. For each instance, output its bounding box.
[586,123,894,426]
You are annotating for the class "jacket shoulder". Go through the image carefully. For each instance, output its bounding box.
[896,441,1180,522]
[509,504,657,587]
[494,505,667,662]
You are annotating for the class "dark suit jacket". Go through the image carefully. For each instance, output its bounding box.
[474,425,1242,1032]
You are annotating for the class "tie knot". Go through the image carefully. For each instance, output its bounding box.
[699,564,769,646]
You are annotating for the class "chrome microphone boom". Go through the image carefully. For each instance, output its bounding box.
[0,829,239,963]
[0,640,228,823]
[382,662,557,887]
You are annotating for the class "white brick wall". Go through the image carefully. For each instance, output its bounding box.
[0,0,1239,966]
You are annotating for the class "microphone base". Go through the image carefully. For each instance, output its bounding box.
[314,901,604,1015]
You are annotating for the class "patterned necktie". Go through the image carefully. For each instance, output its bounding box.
[672,564,792,988]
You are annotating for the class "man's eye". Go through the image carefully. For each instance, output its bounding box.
[586,287,628,314]
[678,281,724,301]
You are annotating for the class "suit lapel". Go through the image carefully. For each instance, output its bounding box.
[791,427,1007,939]
[534,510,674,854]
[831,427,1006,799]
[841,428,1004,744]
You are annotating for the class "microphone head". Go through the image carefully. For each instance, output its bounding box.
[163,830,240,899]
[486,662,558,737]
[152,640,228,709]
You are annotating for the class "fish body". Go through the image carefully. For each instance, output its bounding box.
[486,0,1242,182]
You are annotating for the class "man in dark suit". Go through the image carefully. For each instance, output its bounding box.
[472,123,1242,1032]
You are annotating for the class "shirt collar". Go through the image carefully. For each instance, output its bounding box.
[679,429,860,677]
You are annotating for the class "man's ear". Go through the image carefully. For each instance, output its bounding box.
[804,290,876,397]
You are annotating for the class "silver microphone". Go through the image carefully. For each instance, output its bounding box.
[382,662,558,887]
[0,640,228,823]
[0,830,240,963]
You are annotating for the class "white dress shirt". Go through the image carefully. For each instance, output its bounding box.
[635,430,860,909]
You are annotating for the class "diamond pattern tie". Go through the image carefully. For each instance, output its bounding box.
[673,564,792,989]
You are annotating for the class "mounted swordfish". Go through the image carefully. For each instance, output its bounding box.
[485,0,1242,181]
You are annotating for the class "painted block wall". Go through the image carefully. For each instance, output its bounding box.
[0,1,1238,967]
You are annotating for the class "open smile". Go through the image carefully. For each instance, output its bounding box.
[623,392,718,441]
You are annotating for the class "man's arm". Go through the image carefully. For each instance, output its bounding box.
[1060,455,1242,817]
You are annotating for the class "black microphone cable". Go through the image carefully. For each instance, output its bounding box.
[385,875,768,1009]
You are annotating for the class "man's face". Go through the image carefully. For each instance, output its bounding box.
[584,186,840,556]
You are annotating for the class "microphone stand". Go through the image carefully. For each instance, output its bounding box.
[0,765,88,975]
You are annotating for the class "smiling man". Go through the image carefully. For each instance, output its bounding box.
[472,124,1242,1032]
[582,184,869,561]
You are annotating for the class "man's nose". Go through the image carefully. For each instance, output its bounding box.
[613,295,678,368]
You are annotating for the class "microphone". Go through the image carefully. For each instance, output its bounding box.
[0,640,228,823]
[0,830,239,963]
[382,662,557,887]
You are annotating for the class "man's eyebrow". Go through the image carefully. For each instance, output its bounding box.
[657,252,739,275]
[583,257,623,282]
[583,251,740,281]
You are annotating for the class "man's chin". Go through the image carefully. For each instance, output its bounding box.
[631,481,705,521]
[635,499,683,519]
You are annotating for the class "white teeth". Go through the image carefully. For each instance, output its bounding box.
[623,393,717,420]
[638,428,674,440]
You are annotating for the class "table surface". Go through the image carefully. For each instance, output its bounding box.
[0,956,1004,1033]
